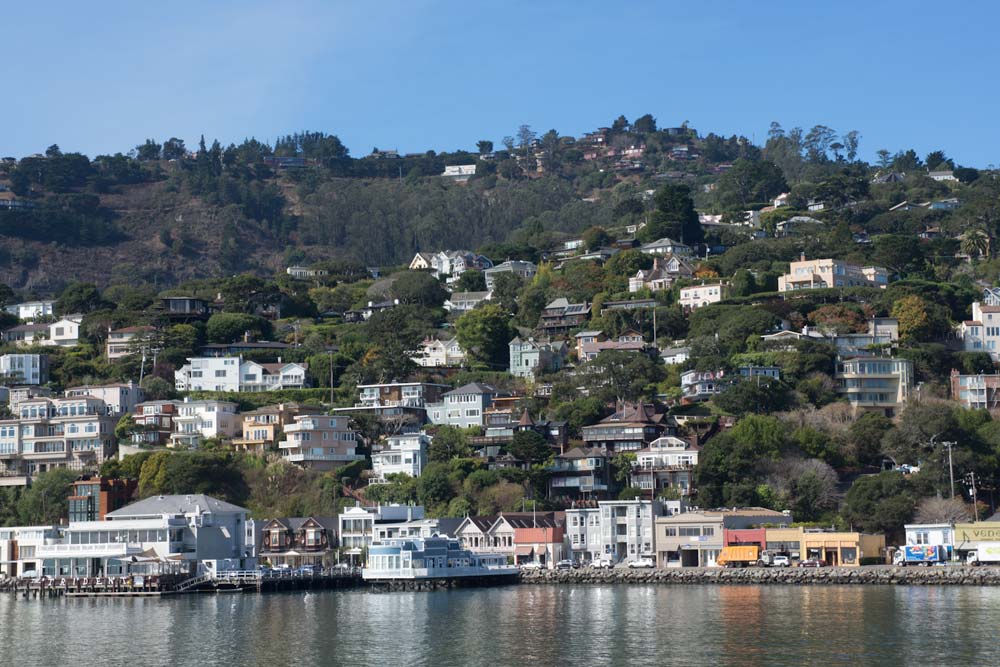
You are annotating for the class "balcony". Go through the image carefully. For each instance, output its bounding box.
[283,452,365,463]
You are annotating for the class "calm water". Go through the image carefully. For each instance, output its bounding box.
[3,584,1000,666]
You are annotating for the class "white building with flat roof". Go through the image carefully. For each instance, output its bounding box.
[371,432,431,483]
[0,354,48,385]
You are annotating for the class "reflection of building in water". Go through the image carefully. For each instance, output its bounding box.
[717,586,766,666]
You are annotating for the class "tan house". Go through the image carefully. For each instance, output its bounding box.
[765,527,885,567]
[679,282,730,310]
[278,414,364,471]
[231,403,307,454]
[106,326,156,360]
[778,256,889,292]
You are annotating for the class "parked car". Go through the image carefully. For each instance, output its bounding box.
[331,562,352,571]
[772,555,791,568]
[296,564,322,575]
[555,559,574,571]
[627,557,655,569]
[519,561,543,571]
[799,559,825,568]
[591,558,613,569]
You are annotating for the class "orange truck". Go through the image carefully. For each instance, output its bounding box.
[716,545,760,568]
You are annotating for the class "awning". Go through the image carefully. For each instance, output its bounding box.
[514,546,533,556]
[536,545,547,555]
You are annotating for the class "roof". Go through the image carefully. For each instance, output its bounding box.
[575,330,604,338]
[266,516,338,531]
[106,494,248,517]
[5,323,48,333]
[448,291,491,301]
[445,382,498,397]
[434,517,465,537]
[111,325,156,334]
[499,515,559,529]
[557,446,608,460]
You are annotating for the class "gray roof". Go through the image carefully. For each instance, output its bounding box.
[434,517,464,538]
[445,382,498,396]
[107,494,248,518]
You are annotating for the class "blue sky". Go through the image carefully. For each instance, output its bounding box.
[3,1,997,166]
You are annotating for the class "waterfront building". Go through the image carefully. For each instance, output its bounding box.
[338,504,426,564]
[257,517,338,568]
[363,535,515,582]
[0,494,256,578]
[277,414,363,471]
[454,512,564,566]
[763,527,885,567]
[655,508,790,568]
[564,500,664,564]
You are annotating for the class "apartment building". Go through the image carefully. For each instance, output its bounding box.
[548,447,611,500]
[777,256,889,292]
[565,500,664,564]
[835,356,913,417]
[961,288,1000,361]
[278,414,363,471]
[951,369,1000,411]
[629,436,700,498]
[131,400,181,446]
[0,395,118,483]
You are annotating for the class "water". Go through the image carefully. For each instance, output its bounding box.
[3,584,1000,666]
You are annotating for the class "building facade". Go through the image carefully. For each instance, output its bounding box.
[778,257,889,292]
[835,356,913,417]
[0,354,48,385]
[371,432,431,483]
[278,414,363,471]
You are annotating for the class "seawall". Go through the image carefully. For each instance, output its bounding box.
[520,566,1000,586]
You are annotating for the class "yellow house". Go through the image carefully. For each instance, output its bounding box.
[764,527,885,567]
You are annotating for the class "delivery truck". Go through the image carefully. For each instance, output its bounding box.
[966,542,1000,566]
[893,545,949,566]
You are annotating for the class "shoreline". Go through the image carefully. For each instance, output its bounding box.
[518,566,1000,586]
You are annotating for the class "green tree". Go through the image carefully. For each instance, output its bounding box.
[428,426,472,462]
[715,158,787,208]
[490,272,523,314]
[56,282,108,315]
[205,312,271,344]
[713,378,793,416]
[696,416,786,507]
[18,468,78,524]
[476,140,494,155]
[891,295,951,342]
[453,270,487,292]
[455,303,512,370]
[390,271,448,308]
[842,472,918,538]
[639,184,703,245]
[582,226,613,251]
[508,430,551,464]
[578,350,665,404]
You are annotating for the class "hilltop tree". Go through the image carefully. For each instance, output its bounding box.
[162,137,187,160]
[639,184,703,245]
[633,114,657,134]
[476,140,493,155]
[136,139,162,161]
[715,158,788,208]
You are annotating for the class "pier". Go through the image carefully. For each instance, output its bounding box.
[0,568,363,598]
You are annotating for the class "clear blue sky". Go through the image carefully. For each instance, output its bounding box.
[4,1,997,166]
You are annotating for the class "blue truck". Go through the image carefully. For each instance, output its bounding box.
[893,544,950,566]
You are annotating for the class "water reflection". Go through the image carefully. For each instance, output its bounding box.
[5,585,1000,666]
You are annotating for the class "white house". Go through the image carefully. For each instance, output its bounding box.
[175,356,308,392]
[45,316,83,347]
[410,337,466,368]
[660,347,690,366]
[169,399,240,448]
[444,291,491,313]
[961,288,1000,361]
[0,354,48,385]
[639,238,693,256]
[64,381,143,415]
[106,326,156,360]
[441,164,477,182]
[338,504,426,564]
[565,499,665,564]
[3,301,54,321]
[371,432,431,483]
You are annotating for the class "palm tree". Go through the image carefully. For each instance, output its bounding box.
[960,228,990,259]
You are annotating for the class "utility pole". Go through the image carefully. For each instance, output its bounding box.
[966,472,980,522]
[943,441,957,498]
